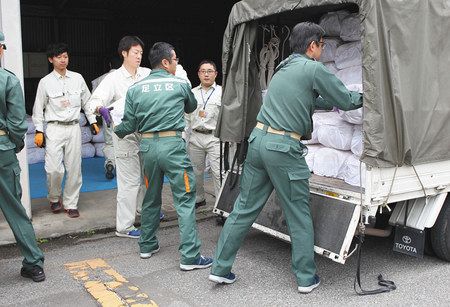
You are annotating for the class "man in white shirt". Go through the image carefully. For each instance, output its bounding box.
[186,60,222,207]
[90,36,191,238]
[32,43,99,218]
[91,55,122,180]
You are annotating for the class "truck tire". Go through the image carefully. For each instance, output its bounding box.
[430,196,450,262]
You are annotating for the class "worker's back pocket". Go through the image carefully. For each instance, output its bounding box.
[288,169,310,201]
[265,142,290,153]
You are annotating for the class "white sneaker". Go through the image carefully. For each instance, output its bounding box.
[298,275,320,294]
[140,247,160,259]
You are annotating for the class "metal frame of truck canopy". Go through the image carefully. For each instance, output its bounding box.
[214,0,450,263]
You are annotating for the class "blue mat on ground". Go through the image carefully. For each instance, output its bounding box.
[28,157,118,199]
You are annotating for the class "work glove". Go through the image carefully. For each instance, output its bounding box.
[98,106,113,127]
[90,123,100,135]
[34,131,45,148]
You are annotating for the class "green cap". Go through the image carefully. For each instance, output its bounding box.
[0,31,5,49]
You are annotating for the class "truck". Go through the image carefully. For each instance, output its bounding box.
[213,0,450,264]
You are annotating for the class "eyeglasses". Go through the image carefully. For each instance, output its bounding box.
[316,41,326,49]
[198,69,216,75]
[171,57,179,63]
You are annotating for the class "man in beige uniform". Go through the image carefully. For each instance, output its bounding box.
[186,60,222,208]
[32,43,99,218]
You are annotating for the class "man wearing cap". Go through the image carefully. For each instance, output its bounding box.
[0,31,45,282]
[115,42,213,270]
[32,42,99,218]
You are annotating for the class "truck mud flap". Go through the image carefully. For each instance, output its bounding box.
[214,171,361,264]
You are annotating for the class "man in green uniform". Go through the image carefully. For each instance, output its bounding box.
[0,31,45,282]
[209,22,363,293]
[115,42,213,270]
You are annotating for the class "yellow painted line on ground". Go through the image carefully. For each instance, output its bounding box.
[65,258,157,307]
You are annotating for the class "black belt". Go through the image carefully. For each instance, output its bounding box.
[47,120,79,126]
[193,129,213,134]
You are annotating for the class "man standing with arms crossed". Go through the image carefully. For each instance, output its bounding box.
[0,31,45,282]
[186,60,222,208]
[115,42,213,270]
[209,22,363,293]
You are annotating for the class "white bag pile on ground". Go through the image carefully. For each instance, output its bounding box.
[305,144,324,172]
[342,154,366,187]
[323,62,339,74]
[79,112,87,126]
[94,142,105,157]
[26,116,35,134]
[80,126,93,144]
[27,147,45,164]
[313,147,352,179]
[26,134,36,149]
[92,127,105,143]
[81,143,95,158]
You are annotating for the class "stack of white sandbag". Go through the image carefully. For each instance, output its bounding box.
[26,116,45,164]
[91,126,106,157]
[319,10,362,87]
[304,110,365,187]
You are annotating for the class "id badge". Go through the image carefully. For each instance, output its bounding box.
[198,110,207,118]
[60,99,70,108]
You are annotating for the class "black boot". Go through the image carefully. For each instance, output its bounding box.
[21,265,46,282]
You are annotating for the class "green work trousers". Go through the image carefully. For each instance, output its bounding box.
[211,128,317,287]
[139,134,201,264]
[0,148,44,269]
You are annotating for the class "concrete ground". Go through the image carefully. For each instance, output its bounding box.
[0,179,216,246]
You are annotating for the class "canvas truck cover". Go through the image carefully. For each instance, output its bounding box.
[216,0,450,168]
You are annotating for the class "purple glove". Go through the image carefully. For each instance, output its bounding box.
[98,106,113,127]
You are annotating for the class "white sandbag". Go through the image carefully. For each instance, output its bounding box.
[338,108,363,125]
[324,62,339,75]
[336,65,362,86]
[305,144,324,172]
[26,116,36,134]
[317,123,353,151]
[94,142,105,157]
[351,125,363,157]
[319,10,349,36]
[340,13,361,42]
[26,133,36,149]
[27,147,45,164]
[81,142,95,158]
[342,154,366,187]
[79,112,87,126]
[320,38,342,63]
[304,111,345,144]
[81,126,93,144]
[335,41,362,69]
[92,127,105,143]
[313,147,352,179]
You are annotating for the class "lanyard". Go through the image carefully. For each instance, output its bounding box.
[200,87,215,110]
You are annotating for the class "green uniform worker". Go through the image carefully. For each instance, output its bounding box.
[115,42,213,270]
[209,22,363,293]
[0,31,45,282]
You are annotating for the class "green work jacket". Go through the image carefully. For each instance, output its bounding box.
[257,54,363,138]
[115,69,196,138]
[0,68,27,152]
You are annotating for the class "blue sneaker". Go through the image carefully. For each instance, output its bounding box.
[160,211,165,220]
[179,255,213,271]
[298,275,320,293]
[140,246,160,259]
[209,272,236,284]
[115,228,141,239]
